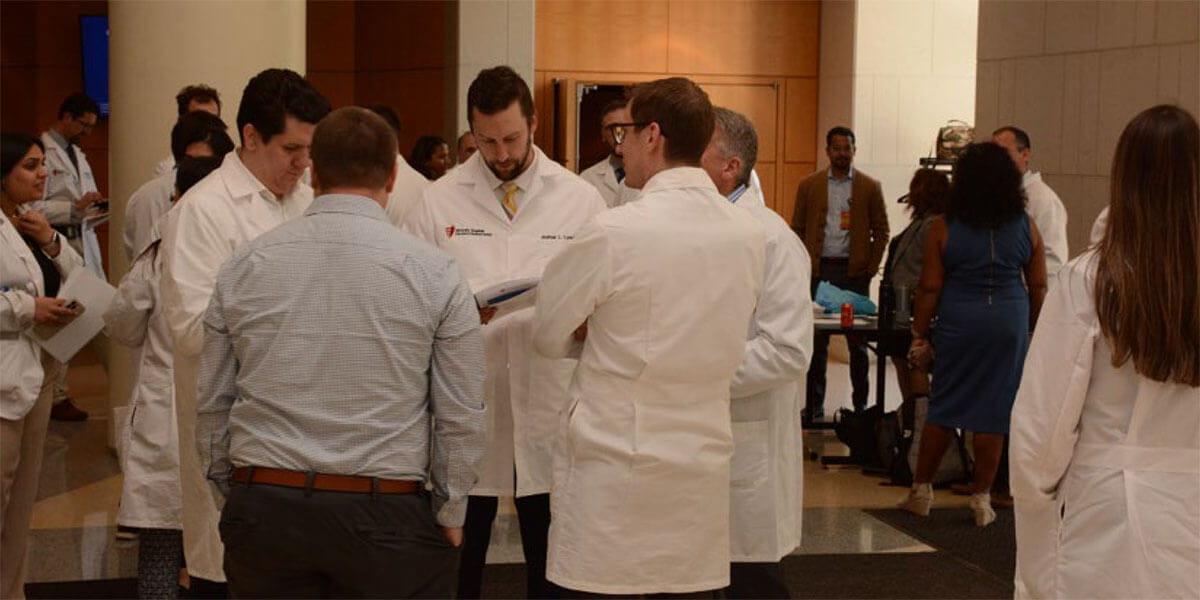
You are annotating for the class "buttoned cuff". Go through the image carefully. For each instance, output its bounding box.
[434,494,467,528]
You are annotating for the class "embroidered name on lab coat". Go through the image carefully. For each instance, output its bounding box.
[445,225,492,238]
[540,235,574,240]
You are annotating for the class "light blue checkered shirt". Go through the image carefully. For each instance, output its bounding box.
[195,194,487,526]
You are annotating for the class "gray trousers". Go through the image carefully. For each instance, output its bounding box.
[220,483,459,599]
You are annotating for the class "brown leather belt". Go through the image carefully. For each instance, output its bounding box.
[231,466,420,495]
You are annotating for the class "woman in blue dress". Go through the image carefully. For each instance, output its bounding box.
[899,142,1048,526]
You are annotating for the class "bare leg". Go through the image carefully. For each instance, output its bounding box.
[969,433,1006,493]
[913,423,954,484]
[908,364,930,397]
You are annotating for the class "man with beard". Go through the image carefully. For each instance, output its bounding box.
[159,68,329,588]
[407,65,605,599]
[790,126,888,424]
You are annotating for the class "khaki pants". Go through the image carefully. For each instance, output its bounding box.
[0,354,58,599]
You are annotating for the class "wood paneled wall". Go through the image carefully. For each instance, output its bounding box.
[535,0,821,221]
[1,0,110,196]
[307,0,457,163]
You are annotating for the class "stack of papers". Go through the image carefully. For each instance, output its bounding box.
[31,269,116,362]
[475,277,539,310]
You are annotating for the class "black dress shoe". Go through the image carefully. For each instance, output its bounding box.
[50,398,89,421]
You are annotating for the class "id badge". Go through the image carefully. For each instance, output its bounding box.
[839,210,851,230]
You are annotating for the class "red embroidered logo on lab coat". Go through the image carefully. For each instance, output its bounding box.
[445,225,456,238]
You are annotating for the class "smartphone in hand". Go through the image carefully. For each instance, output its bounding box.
[32,300,85,340]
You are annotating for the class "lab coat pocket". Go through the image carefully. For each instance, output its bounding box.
[731,420,770,492]
[730,420,772,557]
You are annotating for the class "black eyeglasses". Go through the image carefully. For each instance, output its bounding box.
[605,122,650,145]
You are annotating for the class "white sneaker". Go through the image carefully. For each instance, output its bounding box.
[899,483,933,517]
[970,493,996,527]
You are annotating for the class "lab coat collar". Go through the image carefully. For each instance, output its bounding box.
[304,193,388,222]
[45,129,72,154]
[641,166,719,197]
[1022,171,1041,187]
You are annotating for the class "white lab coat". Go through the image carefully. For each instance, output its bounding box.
[153,155,174,179]
[1088,207,1108,247]
[123,172,175,262]
[1010,252,1200,600]
[407,147,606,497]
[579,155,637,208]
[1023,171,1069,277]
[533,167,766,594]
[728,179,813,563]
[104,226,180,529]
[34,132,98,226]
[383,155,430,229]
[1,216,82,420]
[160,151,312,581]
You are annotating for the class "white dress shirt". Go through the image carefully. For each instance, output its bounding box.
[1022,171,1069,277]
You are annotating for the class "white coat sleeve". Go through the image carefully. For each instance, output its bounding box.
[103,249,155,347]
[162,200,233,359]
[1010,263,1097,600]
[730,224,814,398]
[47,238,83,279]
[1028,187,1069,277]
[1088,207,1108,247]
[0,290,34,333]
[533,220,612,360]
[403,189,436,241]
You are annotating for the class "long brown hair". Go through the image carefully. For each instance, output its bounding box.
[1095,105,1199,386]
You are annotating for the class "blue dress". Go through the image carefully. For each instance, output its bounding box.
[928,214,1031,434]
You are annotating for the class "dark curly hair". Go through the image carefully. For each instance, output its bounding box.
[408,135,448,180]
[946,142,1025,230]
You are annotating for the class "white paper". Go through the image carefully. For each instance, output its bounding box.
[474,277,539,310]
[81,212,109,281]
[31,268,117,362]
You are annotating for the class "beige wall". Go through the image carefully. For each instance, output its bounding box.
[850,0,978,234]
[106,0,306,424]
[975,0,1199,256]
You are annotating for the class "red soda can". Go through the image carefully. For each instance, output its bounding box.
[840,303,854,328]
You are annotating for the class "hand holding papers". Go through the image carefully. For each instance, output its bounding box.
[474,277,539,311]
[30,268,116,362]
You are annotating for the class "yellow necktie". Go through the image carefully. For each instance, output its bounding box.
[502,182,518,219]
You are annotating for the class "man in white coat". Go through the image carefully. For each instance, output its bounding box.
[406,66,605,599]
[123,112,233,262]
[34,92,103,422]
[579,99,638,208]
[160,68,329,586]
[701,107,812,599]
[152,85,223,178]
[364,104,430,230]
[993,126,1069,276]
[533,77,766,596]
[35,93,103,232]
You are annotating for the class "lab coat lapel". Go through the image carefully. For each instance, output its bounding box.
[466,162,512,228]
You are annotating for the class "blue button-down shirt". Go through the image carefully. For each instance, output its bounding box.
[195,194,487,526]
[821,166,855,258]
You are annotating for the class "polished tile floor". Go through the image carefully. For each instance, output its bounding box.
[27,342,974,584]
